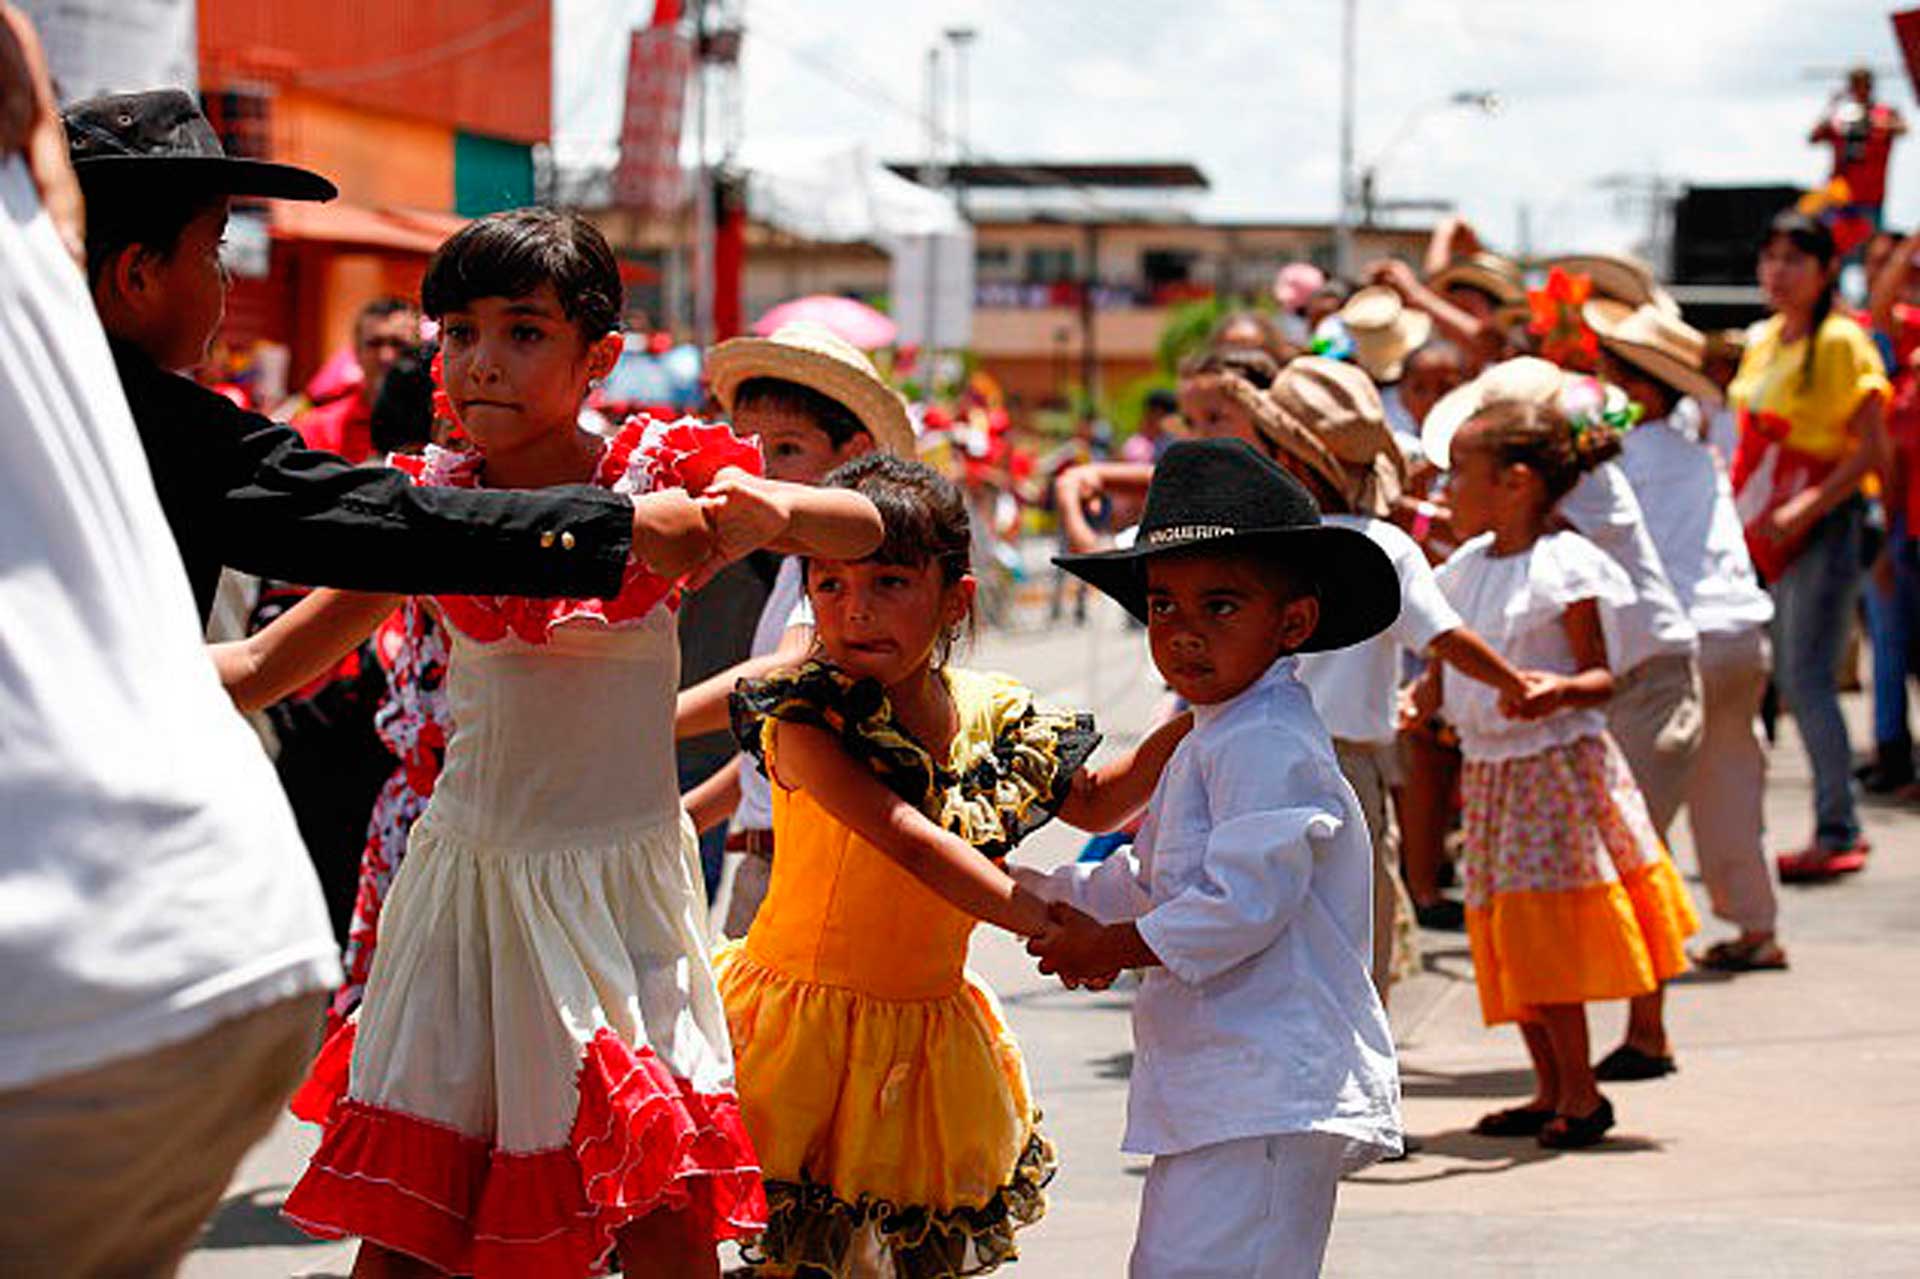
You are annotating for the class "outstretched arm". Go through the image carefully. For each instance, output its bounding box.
[1429,627,1529,706]
[683,758,743,834]
[209,588,402,712]
[769,720,1053,937]
[0,5,82,264]
[676,619,814,740]
[1054,710,1194,833]
[686,469,881,588]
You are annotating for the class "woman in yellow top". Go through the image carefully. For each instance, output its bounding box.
[1729,210,1892,881]
[717,454,1189,1276]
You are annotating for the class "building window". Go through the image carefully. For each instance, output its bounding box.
[976,245,1014,279]
[1024,247,1077,284]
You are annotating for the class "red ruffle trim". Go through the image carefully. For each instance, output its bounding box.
[283,1026,767,1276]
[386,415,763,646]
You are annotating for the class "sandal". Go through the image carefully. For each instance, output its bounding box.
[1593,1044,1676,1081]
[1694,936,1789,973]
[1473,1105,1555,1137]
[1537,1098,1615,1150]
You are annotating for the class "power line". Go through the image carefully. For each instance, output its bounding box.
[296,2,547,88]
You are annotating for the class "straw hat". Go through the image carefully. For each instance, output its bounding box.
[1582,298,1722,407]
[1542,253,1681,316]
[1266,356,1407,519]
[1339,286,1434,383]
[1419,355,1567,468]
[1427,251,1527,308]
[706,322,914,457]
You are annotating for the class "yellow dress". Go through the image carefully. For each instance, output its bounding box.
[715,661,1097,1277]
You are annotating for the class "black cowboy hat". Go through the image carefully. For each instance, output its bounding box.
[1054,438,1401,653]
[63,89,336,202]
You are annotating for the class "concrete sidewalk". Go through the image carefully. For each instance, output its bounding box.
[183,607,1920,1276]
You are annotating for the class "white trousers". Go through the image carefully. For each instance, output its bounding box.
[1131,1132,1348,1279]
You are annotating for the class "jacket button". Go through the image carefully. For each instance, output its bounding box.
[561,531,577,550]
[540,530,556,548]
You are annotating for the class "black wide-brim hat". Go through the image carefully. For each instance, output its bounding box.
[1054,437,1401,653]
[64,89,336,202]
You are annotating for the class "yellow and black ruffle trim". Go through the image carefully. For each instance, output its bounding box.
[729,662,1099,858]
[741,1129,1057,1278]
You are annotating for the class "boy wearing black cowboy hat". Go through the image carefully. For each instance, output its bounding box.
[1022,438,1404,1278]
[65,88,708,626]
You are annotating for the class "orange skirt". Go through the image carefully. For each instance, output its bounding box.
[1461,733,1700,1025]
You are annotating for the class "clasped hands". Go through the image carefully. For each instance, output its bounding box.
[633,466,793,589]
[1026,901,1125,991]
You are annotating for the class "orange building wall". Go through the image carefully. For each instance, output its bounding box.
[198,0,551,143]
[272,88,454,211]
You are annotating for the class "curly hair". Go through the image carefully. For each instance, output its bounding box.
[1461,396,1621,503]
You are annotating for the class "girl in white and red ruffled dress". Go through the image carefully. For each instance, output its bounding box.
[275,209,882,1279]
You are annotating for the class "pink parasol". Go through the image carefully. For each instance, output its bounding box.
[753,295,897,350]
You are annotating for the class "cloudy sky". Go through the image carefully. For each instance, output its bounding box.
[557,0,1918,261]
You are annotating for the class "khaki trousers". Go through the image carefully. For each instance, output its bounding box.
[1683,629,1779,934]
[0,993,321,1279]
[1607,652,1706,835]
[1334,739,1418,995]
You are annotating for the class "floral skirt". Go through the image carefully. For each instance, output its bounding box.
[714,939,1054,1277]
[1460,733,1701,1025]
[328,767,431,1032]
[283,809,765,1276]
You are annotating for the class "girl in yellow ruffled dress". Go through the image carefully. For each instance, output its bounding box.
[717,454,1190,1276]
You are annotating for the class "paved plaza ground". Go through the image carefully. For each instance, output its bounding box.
[185,597,1920,1277]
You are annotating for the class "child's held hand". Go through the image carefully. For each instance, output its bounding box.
[684,469,793,589]
[1026,901,1123,988]
[1500,670,1564,721]
[632,488,715,580]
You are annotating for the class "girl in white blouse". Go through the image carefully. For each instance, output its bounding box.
[1412,374,1701,1150]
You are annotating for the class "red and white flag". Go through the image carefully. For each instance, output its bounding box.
[612,25,691,213]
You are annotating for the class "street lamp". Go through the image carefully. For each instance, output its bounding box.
[1358,89,1501,228]
[945,26,977,218]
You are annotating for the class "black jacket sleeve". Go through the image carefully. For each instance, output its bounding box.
[115,341,633,621]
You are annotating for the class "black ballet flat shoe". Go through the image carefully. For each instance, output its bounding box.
[1537,1098,1615,1150]
[1413,898,1466,931]
[1594,1044,1676,1081]
[1472,1105,1555,1138]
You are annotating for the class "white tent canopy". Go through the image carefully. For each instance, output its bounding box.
[741,143,973,349]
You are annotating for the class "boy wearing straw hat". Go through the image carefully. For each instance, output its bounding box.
[1587,300,1786,975]
[678,321,914,936]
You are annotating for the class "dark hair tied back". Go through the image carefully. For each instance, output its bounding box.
[816,454,976,664]
[1764,210,1838,390]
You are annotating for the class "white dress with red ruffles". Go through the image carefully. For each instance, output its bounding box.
[283,419,767,1276]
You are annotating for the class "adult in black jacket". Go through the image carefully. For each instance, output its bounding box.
[68,90,646,624]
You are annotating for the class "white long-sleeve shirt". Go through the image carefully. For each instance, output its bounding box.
[1019,658,1400,1166]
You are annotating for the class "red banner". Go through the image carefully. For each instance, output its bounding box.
[1897,9,1920,102]
[612,27,691,214]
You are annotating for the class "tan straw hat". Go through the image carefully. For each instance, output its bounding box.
[1266,356,1407,518]
[1543,252,1681,317]
[1427,251,1526,308]
[1583,298,1722,407]
[1339,285,1434,383]
[706,322,914,457]
[1420,355,1567,468]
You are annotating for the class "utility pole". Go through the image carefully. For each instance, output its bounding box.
[945,27,976,220]
[920,45,945,385]
[1334,0,1357,278]
[691,0,713,346]
[1080,222,1099,407]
